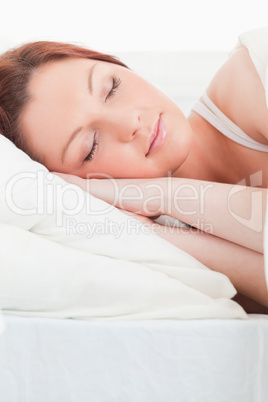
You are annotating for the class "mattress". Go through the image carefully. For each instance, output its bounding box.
[0,313,268,402]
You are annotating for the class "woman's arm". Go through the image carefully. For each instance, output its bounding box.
[55,173,268,308]
[84,176,267,254]
[55,174,267,252]
[151,223,267,308]
[112,210,268,310]
[129,213,268,310]
[207,46,268,143]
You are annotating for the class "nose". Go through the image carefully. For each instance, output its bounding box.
[97,107,141,142]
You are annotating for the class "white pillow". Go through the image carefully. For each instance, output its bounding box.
[0,135,246,320]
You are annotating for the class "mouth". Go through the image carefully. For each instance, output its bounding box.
[146,115,167,156]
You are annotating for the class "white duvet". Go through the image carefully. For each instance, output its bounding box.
[2,27,268,330]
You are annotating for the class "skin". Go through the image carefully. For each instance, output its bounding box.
[21,47,268,185]
[21,57,194,179]
[20,46,268,311]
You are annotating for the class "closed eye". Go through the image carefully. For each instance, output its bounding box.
[84,133,98,163]
[84,75,121,162]
[106,76,121,101]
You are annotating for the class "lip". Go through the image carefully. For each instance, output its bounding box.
[146,115,167,156]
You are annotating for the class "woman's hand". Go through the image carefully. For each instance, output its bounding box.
[53,174,168,217]
[52,172,161,223]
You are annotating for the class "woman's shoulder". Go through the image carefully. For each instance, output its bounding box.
[234,27,268,73]
[230,27,268,104]
[206,29,268,145]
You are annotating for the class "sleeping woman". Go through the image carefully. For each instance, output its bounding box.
[0,29,267,312]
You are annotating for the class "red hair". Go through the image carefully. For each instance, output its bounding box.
[0,41,128,159]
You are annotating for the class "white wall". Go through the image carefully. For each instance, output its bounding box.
[1,0,267,53]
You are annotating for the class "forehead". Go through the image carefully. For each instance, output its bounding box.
[29,57,98,97]
[21,58,100,162]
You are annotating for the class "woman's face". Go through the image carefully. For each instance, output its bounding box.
[21,57,193,178]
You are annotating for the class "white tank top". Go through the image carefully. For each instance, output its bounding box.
[191,91,268,153]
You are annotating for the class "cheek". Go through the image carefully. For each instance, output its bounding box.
[93,152,143,178]
[81,140,150,178]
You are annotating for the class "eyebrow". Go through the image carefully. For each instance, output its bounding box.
[88,62,97,95]
[61,63,97,163]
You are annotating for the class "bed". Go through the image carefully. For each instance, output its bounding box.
[0,47,267,402]
[1,314,268,402]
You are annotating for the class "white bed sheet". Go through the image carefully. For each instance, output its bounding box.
[0,313,268,402]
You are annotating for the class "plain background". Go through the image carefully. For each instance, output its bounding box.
[0,0,268,53]
[1,0,267,115]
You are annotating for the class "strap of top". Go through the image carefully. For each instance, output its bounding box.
[191,92,268,153]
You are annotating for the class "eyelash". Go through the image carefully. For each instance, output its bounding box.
[106,76,121,100]
[84,134,98,163]
[84,76,121,163]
